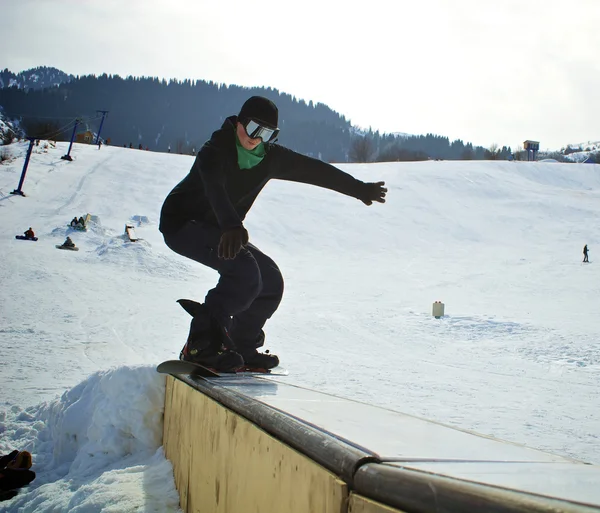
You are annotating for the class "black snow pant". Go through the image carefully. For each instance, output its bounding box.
[163,220,284,354]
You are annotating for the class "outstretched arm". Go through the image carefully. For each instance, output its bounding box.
[272,146,387,205]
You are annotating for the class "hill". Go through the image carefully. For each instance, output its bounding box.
[0,68,495,161]
[0,66,74,90]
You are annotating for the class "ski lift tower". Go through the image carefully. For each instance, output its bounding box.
[523,140,539,161]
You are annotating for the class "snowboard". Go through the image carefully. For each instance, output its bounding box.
[15,235,38,241]
[56,245,79,251]
[157,359,288,378]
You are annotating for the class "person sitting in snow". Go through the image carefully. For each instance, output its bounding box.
[24,228,35,239]
[77,217,86,228]
[70,217,79,227]
[159,96,387,373]
[62,236,75,248]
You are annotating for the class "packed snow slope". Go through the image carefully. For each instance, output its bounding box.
[1,141,599,475]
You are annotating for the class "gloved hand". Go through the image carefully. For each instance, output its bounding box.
[218,226,249,260]
[360,181,387,205]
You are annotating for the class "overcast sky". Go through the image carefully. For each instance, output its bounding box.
[3,0,599,150]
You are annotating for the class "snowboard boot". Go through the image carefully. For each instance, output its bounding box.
[231,328,279,371]
[178,300,243,373]
[240,349,280,371]
[180,340,243,373]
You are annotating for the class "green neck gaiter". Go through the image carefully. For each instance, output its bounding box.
[236,133,266,169]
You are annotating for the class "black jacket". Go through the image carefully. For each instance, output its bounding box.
[159,116,368,234]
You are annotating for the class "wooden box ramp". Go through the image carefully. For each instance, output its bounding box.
[163,374,600,513]
[163,376,353,513]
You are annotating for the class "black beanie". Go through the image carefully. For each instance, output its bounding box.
[238,96,278,129]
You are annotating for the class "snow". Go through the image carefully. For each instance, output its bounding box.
[0,367,179,512]
[0,119,9,140]
[1,141,599,511]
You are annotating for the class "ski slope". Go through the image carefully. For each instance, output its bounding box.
[1,140,599,511]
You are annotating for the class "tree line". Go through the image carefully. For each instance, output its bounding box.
[1,70,510,162]
[0,74,353,161]
[348,132,510,162]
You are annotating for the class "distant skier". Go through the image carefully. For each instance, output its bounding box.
[583,244,589,263]
[159,96,387,372]
[23,228,35,239]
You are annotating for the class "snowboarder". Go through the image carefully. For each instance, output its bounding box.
[159,96,387,372]
[24,228,35,239]
[62,236,75,248]
[583,244,589,263]
[70,217,79,227]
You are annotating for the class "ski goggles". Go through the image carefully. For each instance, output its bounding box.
[243,119,279,143]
